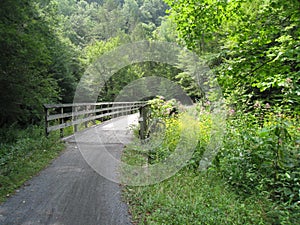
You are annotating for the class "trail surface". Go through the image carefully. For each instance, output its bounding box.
[0,114,138,225]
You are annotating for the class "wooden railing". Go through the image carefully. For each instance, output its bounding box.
[44,102,146,137]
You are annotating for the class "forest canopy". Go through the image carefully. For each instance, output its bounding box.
[0,0,169,126]
[0,0,299,126]
[165,0,300,113]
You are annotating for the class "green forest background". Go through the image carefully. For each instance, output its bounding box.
[0,0,299,126]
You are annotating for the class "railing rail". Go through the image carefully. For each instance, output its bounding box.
[44,101,146,137]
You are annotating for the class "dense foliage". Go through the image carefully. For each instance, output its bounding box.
[121,1,300,222]
[0,0,81,126]
[123,102,299,223]
[0,0,169,127]
[165,0,300,113]
[217,111,300,222]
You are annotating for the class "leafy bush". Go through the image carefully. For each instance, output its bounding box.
[145,97,211,166]
[216,111,300,223]
[125,99,300,223]
[142,96,181,163]
[185,106,213,170]
[148,96,179,119]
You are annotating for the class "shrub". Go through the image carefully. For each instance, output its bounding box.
[148,96,179,119]
[216,112,300,222]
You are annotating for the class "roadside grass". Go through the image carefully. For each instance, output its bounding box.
[121,100,299,224]
[122,146,274,225]
[0,125,65,203]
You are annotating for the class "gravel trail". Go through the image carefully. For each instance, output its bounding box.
[0,114,138,225]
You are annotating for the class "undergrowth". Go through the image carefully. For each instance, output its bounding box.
[123,168,274,225]
[217,111,300,223]
[121,97,300,224]
[0,125,64,203]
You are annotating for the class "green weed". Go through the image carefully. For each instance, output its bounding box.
[0,125,64,202]
[122,103,300,224]
[122,166,273,224]
[216,112,300,223]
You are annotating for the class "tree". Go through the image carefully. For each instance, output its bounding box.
[0,0,83,126]
[140,0,169,27]
[154,16,178,42]
[122,0,141,33]
[164,0,229,53]
[164,0,300,112]
[0,0,59,125]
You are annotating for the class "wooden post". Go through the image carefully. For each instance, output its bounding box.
[129,103,133,115]
[139,105,148,140]
[117,103,121,118]
[60,107,64,138]
[44,105,49,137]
[129,103,132,115]
[84,105,88,128]
[92,105,96,125]
[74,106,78,133]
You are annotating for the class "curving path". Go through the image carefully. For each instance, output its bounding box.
[0,114,139,225]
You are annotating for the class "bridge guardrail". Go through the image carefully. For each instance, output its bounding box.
[43,102,146,137]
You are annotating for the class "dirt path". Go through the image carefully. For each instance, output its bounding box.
[0,114,139,225]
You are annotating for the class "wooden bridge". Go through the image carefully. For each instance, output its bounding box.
[44,101,147,137]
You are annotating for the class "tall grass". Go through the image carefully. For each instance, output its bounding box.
[0,125,64,202]
[121,101,300,224]
[122,110,275,224]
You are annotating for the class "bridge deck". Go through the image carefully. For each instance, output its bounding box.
[0,114,139,225]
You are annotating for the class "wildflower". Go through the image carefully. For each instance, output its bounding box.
[265,103,271,109]
[166,108,171,114]
[158,96,165,100]
[254,101,260,109]
[286,78,292,84]
[204,101,211,106]
[228,109,235,116]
